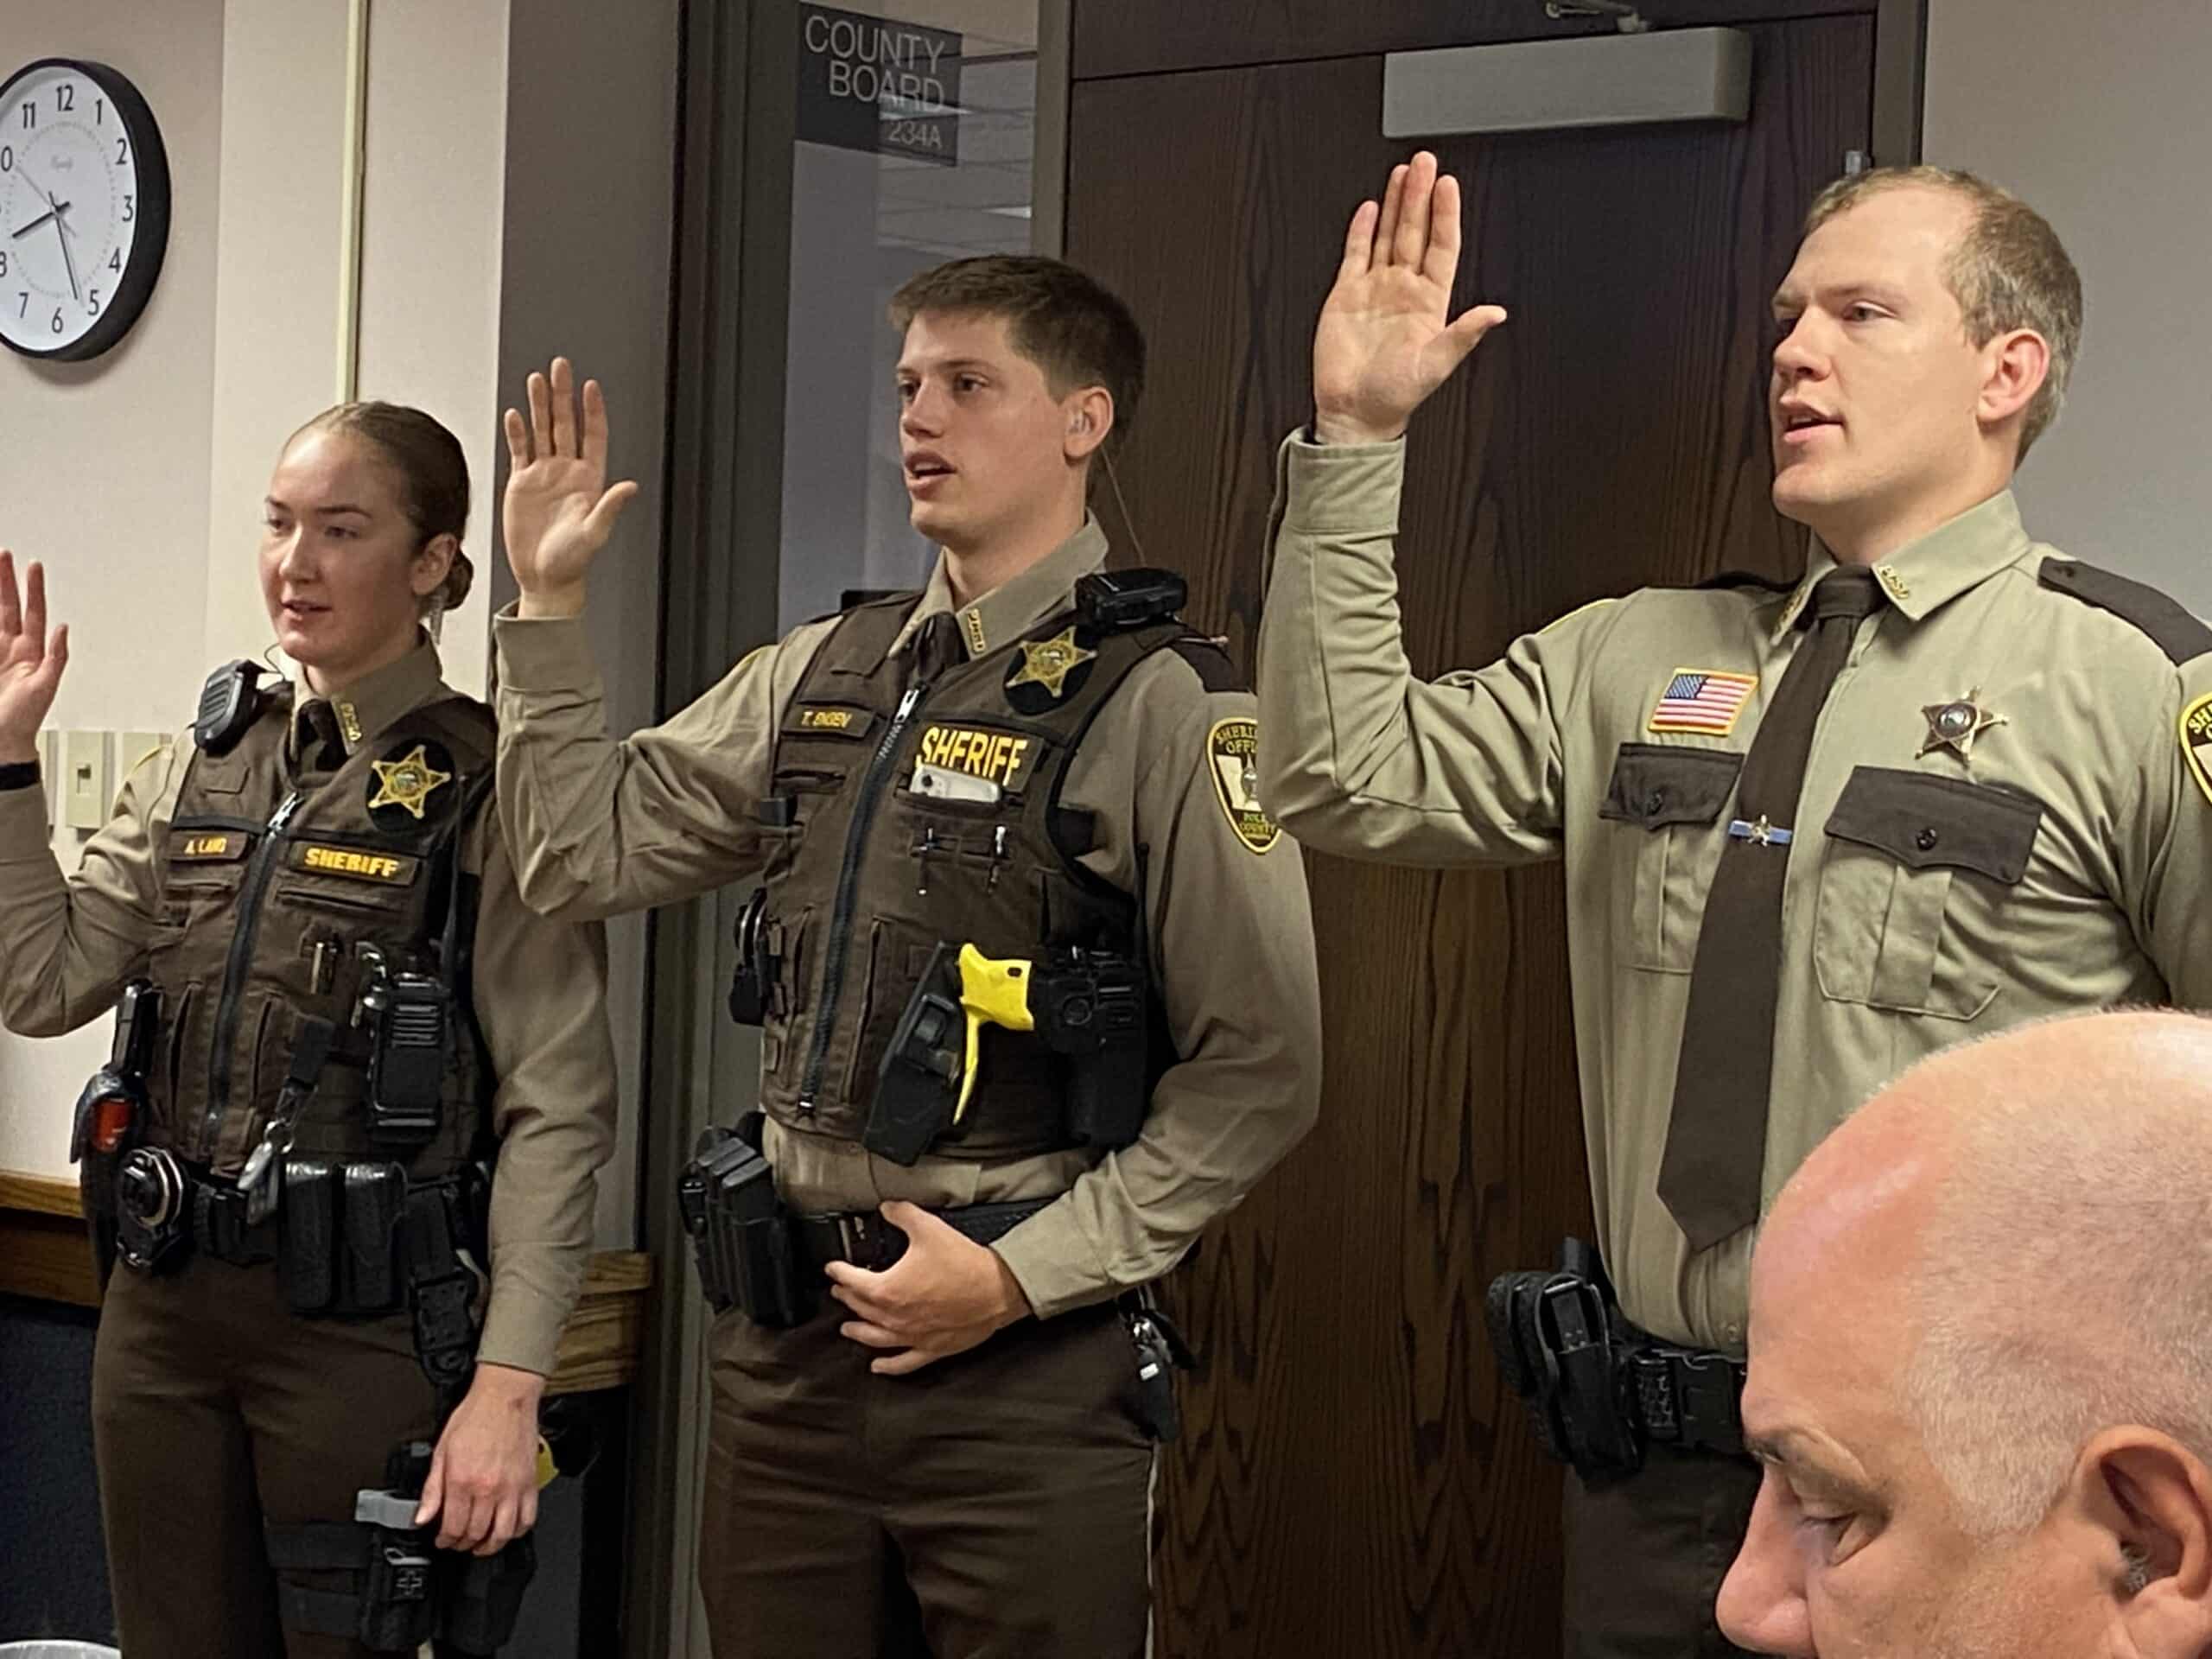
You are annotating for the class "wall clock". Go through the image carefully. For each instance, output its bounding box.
[0,58,171,362]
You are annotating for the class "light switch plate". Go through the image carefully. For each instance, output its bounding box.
[62,730,111,831]
[118,731,167,781]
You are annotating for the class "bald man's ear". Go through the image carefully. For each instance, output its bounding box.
[2074,1431,2212,1651]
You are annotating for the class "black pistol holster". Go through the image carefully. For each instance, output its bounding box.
[1485,1238,1748,1488]
[677,1116,814,1326]
[266,1438,537,1655]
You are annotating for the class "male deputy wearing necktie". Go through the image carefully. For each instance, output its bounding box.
[1257,152,2212,1656]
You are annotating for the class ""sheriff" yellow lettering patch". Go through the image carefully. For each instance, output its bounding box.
[912,723,1041,793]
[1207,717,1281,855]
[286,843,421,885]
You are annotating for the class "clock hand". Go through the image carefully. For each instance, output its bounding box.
[10,207,59,240]
[48,194,79,302]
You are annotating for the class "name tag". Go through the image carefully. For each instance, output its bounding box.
[787,702,879,741]
[287,842,420,885]
[911,723,1042,795]
[170,830,251,863]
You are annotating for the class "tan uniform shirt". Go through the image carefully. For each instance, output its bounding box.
[0,644,619,1377]
[493,517,1323,1319]
[1259,433,2212,1351]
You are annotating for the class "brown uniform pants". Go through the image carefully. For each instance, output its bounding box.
[699,1300,1155,1658]
[1560,1446,1763,1659]
[91,1251,440,1658]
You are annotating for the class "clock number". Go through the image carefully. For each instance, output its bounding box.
[117,137,129,165]
[95,98,105,124]
[49,308,63,335]
[14,292,24,320]
[87,288,101,317]
[122,194,134,223]
[0,252,8,278]
[55,84,76,114]
[108,248,121,273]
[19,101,35,131]
[1,145,12,172]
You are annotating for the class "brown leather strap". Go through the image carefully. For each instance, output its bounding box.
[1658,567,1885,1251]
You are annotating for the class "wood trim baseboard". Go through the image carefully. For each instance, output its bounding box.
[0,1169,651,1395]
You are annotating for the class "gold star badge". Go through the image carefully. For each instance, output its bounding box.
[1918,689,2007,760]
[367,743,453,819]
[1006,627,1096,700]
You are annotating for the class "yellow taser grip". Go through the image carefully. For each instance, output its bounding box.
[955,944,1035,1122]
[535,1436,558,1490]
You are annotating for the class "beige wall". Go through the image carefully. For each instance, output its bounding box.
[0,0,231,1174]
[1925,0,2212,611]
[0,1,659,1259]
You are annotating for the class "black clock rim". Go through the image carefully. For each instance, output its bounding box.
[0,57,172,365]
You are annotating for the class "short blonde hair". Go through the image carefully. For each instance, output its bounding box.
[1805,166,2083,460]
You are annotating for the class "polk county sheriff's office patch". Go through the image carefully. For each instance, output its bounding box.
[1206,717,1281,855]
[2183,692,2212,807]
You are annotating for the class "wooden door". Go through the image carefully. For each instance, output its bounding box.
[1064,9,1876,1655]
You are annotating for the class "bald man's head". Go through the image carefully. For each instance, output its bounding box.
[1719,1011,2212,1657]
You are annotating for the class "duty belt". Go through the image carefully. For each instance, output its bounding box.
[789,1198,1053,1274]
[1623,1332,1748,1458]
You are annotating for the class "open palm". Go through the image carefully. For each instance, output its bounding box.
[1313,151,1508,445]
[501,357,639,606]
[0,553,67,761]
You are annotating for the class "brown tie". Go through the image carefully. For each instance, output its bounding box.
[910,610,964,687]
[293,701,346,778]
[1657,566,1886,1252]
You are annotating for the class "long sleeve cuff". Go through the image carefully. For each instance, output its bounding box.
[492,607,604,696]
[990,1200,1117,1321]
[1279,429,1407,536]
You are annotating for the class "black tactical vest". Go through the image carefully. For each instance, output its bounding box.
[143,672,495,1179]
[752,593,1198,1159]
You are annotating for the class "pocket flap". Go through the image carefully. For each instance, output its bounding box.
[1599,744,1745,830]
[1824,768,2043,884]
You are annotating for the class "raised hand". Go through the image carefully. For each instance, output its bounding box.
[0,552,68,764]
[1312,150,1509,446]
[501,357,640,620]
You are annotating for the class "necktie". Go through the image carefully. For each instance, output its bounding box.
[1657,566,1886,1252]
[910,610,964,687]
[293,701,346,779]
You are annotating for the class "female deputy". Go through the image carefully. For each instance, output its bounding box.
[0,402,617,1658]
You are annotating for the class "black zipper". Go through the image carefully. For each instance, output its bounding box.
[200,790,301,1150]
[798,679,930,1111]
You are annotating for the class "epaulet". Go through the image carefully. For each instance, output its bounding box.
[2038,557,2212,666]
[1165,632,1244,694]
[1693,569,1796,594]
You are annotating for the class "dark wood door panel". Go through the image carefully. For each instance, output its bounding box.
[1069,19,1871,1658]
[1072,0,1875,85]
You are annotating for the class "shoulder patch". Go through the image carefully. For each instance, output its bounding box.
[2182,693,2212,809]
[1167,634,1243,694]
[1205,717,1281,855]
[2039,558,2212,665]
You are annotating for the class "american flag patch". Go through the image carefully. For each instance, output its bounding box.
[1648,669,1758,735]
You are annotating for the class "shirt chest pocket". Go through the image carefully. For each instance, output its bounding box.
[1813,768,2044,1020]
[1599,744,1745,973]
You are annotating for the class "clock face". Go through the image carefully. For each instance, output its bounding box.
[0,59,170,362]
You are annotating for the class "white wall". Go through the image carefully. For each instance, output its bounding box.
[1925,0,2212,611]
[0,0,231,1174]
